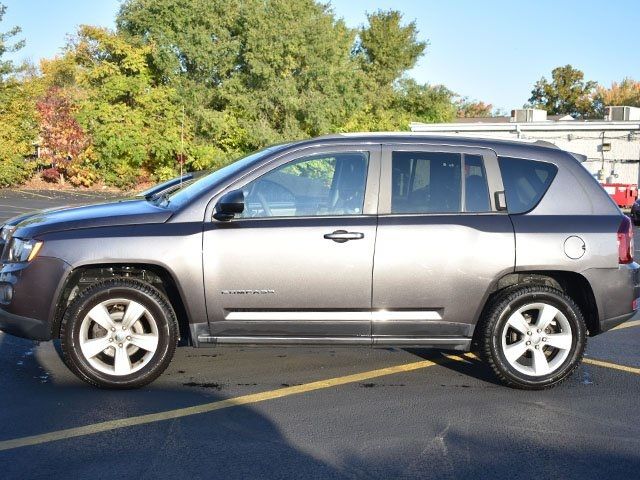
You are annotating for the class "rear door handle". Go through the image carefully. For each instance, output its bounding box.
[323,230,364,243]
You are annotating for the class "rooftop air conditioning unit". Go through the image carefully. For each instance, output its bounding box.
[510,108,547,122]
[604,106,640,121]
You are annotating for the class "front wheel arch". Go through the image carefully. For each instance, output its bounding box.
[52,263,192,345]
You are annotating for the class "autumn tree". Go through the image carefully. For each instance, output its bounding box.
[596,78,640,109]
[36,87,90,176]
[456,98,494,118]
[527,65,598,118]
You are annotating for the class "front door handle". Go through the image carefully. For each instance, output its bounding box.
[323,230,364,243]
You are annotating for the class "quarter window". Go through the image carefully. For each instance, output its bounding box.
[240,152,369,218]
[498,157,558,213]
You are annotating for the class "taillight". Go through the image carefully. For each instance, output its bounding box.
[617,216,634,264]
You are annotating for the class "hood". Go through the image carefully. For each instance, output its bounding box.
[2,204,78,229]
[13,199,173,238]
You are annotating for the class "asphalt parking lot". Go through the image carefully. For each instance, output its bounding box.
[0,189,639,479]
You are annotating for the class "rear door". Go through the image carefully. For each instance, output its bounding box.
[371,144,515,345]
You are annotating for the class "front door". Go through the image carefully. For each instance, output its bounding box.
[371,144,515,345]
[203,145,381,341]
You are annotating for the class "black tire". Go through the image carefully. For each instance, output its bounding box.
[60,278,178,389]
[478,285,586,390]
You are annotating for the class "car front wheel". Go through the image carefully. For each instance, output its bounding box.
[479,285,586,389]
[61,278,178,389]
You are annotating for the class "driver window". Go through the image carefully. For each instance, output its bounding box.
[240,152,369,218]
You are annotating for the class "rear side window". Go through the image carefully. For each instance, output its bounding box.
[498,157,557,213]
[464,154,491,212]
[392,151,462,213]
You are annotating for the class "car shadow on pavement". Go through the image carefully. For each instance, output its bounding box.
[405,348,503,386]
[0,333,350,479]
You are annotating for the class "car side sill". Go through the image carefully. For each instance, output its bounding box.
[196,335,471,350]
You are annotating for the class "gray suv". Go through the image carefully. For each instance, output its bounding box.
[0,134,638,390]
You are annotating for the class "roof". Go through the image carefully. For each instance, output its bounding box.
[410,120,640,133]
[292,132,560,151]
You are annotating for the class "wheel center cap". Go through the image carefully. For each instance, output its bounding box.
[531,333,542,344]
[115,331,127,343]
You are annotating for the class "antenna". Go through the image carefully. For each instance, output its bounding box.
[180,105,185,188]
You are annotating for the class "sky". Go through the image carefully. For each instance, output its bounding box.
[3,0,640,111]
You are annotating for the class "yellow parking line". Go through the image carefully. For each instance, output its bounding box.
[0,353,638,453]
[613,320,640,331]
[0,359,438,452]
[583,358,640,375]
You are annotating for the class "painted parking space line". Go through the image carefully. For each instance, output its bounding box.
[0,204,37,212]
[1,191,54,199]
[583,358,640,375]
[613,319,640,331]
[0,358,438,452]
[0,353,638,453]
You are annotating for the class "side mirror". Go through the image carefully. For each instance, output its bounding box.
[214,189,245,221]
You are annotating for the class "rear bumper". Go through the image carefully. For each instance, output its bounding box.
[599,310,636,333]
[583,263,640,335]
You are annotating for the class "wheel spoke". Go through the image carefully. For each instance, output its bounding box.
[80,336,112,359]
[87,304,115,331]
[506,312,530,335]
[129,333,159,353]
[537,304,559,331]
[531,348,551,375]
[114,346,132,375]
[121,301,147,330]
[504,340,529,363]
[545,332,572,350]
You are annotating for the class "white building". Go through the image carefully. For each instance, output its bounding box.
[410,107,640,184]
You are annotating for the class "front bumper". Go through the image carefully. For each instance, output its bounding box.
[0,307,50,340]
[0,256,71,341]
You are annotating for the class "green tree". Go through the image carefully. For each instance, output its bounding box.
[345,10,451,131]
[0,3,39,186]
[0,2,24,80]
[527,65,598,118]
[117,0,362,155]
[355,10,426,89]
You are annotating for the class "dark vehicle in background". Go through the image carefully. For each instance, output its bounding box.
[630,198,640,225]
[0,134,637,390]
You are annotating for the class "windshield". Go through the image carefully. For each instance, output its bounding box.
[161,145,289,209]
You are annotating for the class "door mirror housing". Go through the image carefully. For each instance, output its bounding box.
[214,189,245,221]
[494,191,507,211]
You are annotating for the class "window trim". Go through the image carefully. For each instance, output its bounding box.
[378,143,505,216]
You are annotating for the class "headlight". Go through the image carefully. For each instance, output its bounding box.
[4,238,43,263]
[0,225,15,242]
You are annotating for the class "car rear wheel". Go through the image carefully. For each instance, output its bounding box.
[479,285,586,389]
[61,279,178,389]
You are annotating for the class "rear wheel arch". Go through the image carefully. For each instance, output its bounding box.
[52,263,192,344]
[474,271,599,342]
